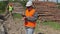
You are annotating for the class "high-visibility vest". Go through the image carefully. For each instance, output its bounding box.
[25,9,36,28]
[9,6,13,12]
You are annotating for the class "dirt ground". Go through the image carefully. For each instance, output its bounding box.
[0,17,60,34]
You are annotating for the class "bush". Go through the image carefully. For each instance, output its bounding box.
[0,1,8,14]
[20,0,28,8]
[0,1,8,10]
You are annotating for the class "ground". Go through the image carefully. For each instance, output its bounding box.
[14,18,60,34]
[0,14,60,34]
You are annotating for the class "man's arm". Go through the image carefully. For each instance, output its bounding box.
[20,11,26,17]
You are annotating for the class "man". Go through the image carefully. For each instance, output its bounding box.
[8,3,13,13]
[22,1,38,34]
[6,3,14,17]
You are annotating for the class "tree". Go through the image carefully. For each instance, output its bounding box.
[56,0,58,3]
[0,1,8,11]
[46,0,48,1]
[44,0,45,2]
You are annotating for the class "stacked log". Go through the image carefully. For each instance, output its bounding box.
[33,1,60,22]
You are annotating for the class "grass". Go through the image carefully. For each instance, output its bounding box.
[42,21,60,30]
[13,13,22,19]
[35,21,60,33]
[57,3,60,5]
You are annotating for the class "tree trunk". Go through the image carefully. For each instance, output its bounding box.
[44,0,45,2]
[47,0,48,1]
[57,0,58,3]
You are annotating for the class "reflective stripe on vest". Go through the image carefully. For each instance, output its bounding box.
[25,9,36,28]
[9,6,13,11]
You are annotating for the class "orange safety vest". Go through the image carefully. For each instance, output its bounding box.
[24,9,36,28]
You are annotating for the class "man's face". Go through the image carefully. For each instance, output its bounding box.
[9,4,12,7]
[27,6,32,11]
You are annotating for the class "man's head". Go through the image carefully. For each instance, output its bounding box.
[9,3,13,6]
[26,1,33,11]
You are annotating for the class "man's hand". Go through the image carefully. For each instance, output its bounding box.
[22,15,26,17]
[20,13,26,17]
[21,17,26,21]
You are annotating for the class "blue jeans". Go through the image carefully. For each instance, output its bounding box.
[25,28,34,34]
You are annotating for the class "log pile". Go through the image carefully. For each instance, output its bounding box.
[33,1,60,22]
